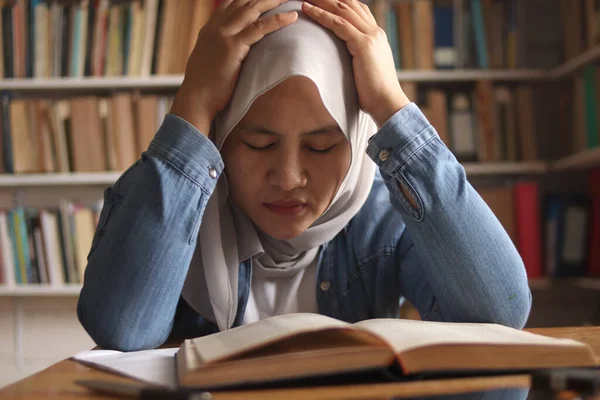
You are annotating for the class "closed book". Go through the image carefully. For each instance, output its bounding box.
[493,87,518,162]
[2,4,13,78]
[474,80,496,162]
[514,86,538,161]
[449,93,477,161]
[470,0,488,68]
[110,93,137,171]
[395,1,414,69]
[423,90,450,147]
[413,0,434,70]
[545,193,592,278]
[134,94,158,154]
[70,96,107,172]
[514,182,542,279]
[0,212,15,288]
[588,170,600,276]
[583,65,599,148]
[140,0,158,77]
[433,5,455,69]
[40,210,66,286]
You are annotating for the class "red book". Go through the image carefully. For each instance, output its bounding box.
[588,169,600,276]
[514,182,543,279]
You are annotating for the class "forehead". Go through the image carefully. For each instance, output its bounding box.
[239,76,339,128]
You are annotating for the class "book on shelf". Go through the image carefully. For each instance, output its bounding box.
[0,200,102,288]
[477,170,600,281]
[0,0,570,79]
[408,82,539,163]
[0,94,172,174]
[0,0,219,79]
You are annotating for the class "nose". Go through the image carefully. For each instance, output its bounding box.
[268,151,308,192]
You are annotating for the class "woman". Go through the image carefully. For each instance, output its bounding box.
[78,0,531,353]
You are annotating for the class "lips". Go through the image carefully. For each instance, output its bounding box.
[264,199,307,216]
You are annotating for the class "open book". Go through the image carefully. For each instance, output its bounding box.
[175,313,597,388]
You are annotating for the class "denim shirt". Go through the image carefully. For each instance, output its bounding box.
[77,103,532,351]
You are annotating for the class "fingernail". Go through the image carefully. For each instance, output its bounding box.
[303,2,313,7]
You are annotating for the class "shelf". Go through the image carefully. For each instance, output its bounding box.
[549,46,600,79]
[0,70,549,92]
[529,277,600,290]
[0,172,121,186]
[0,76,184,91]
[462,162,547,175]
[396,69,547,82]
[0,285,82,296]
[550,147,600,172]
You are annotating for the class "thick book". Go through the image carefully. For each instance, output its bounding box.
[174,313,596,389]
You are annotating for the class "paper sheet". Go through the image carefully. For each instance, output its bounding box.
[72,348,178,388]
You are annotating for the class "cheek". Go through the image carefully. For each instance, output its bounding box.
[222,147,263,195]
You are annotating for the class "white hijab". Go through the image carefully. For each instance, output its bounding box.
[181,0,377,331]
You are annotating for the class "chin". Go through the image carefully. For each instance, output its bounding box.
[259,222,309,241]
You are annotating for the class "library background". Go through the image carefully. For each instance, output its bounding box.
[0,0,599,388]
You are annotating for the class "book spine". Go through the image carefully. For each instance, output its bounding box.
[470,0,489,69]
[515,182,543,279]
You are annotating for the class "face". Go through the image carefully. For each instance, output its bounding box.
[221,76,351,240]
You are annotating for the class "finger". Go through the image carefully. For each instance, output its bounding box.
[222,0,289,35]
[355,0,376,24]
[302,2,363,44]
[235,11,299,45]
[308,0,374,28]
[305,0,372,33]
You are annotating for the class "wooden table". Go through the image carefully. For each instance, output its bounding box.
[2,326,600,399]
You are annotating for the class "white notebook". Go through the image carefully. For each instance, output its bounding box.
[72,348,178,388]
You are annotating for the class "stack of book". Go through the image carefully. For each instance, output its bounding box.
[0,93,174,174]
[372,0,561,70]
[402,82,539,163]
[477,169,600,280]
[0,200,102,287]
[0,0,218,79]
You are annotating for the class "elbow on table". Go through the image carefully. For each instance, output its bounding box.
[481,285,532,330]
[77,293,170,352]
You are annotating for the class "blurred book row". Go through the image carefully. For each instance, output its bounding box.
[0,0,569,80]
[404,82,539,162]
[374,0,562,70]
[0,0,218,79]
[0,200,102,287]
[478,170,600,280]
[0,93,173,174]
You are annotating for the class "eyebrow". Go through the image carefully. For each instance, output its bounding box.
[242,125,342,137]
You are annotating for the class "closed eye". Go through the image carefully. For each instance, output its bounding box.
[244,142,274,151]
[308,145,336,154]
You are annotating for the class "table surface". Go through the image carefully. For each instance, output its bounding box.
[2,326,600,399]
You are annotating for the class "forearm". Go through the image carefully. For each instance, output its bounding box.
[78,115,223,351]
[368,104,531,328]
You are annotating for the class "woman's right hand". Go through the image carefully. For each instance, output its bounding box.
[170,0,298,136]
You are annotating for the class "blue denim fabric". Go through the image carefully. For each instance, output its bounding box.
[77,104,532,352]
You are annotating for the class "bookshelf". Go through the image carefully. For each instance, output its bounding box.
[550,147,600,172]
[549,45,600,79]
[0,285,81,296]
[0,172,121,187]
[396,69,547,82]
[0,69,550,93]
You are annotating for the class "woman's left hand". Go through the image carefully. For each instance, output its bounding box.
[302,0,410,127]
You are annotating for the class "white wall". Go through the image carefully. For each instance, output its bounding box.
[0,297,95,388]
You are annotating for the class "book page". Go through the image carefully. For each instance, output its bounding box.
[72,348,178,388]
[355,319,588,355]
[192,313,351,364]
